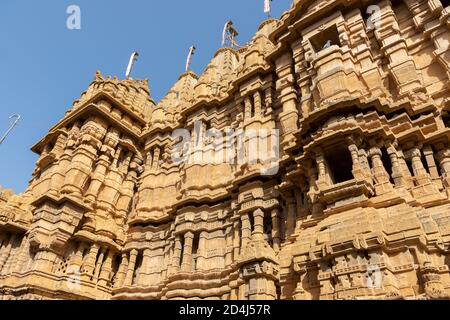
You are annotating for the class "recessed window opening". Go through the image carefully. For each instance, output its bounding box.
[132,252,143,285]
[405,158,418,186]
[117,150,128,168]
[179,237,185,267]
[249,213,255,233]
[325,145,354,184]
[191,234,199,272]
[363,250,371,261]
[250,96,256,118]
[110,255,121,287]
[310,25,341,52]
[442,114,450,128]
[405,158,415,176]
[112,255,121,275]
[322,259,334,272]
[82,246,89,262]
[263,211,273,246]
[431,146,443,177]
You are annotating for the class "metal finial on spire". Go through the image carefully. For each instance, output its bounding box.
[125,51,139,80]
[185,45,196,72]
[0,114,21,146]
[221,21,240,48]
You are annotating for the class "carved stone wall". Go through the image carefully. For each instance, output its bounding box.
[1,0,450,300]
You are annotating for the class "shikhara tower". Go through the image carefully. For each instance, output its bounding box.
[1,0,450,300]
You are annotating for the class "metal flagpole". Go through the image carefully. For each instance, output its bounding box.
[185,45,196,72]
[264,0,272,19]
[125,52,139,80]
[0,114,21,146]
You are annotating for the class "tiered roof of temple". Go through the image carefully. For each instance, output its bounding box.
[1,0,450,300]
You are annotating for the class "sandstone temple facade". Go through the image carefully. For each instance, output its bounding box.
[1,0,450,300]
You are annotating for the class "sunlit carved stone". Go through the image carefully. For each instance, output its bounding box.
[1,0,450,300]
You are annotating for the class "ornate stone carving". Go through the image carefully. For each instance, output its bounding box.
[1,0,450,301]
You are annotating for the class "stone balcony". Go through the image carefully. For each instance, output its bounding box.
[317,178,375,213]
[309,46,365,116]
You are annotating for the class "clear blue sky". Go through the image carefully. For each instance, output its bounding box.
[0,0,289,193]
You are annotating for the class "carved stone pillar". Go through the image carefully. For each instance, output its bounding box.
[161,245,170,280]
[244,96,252,120]
[241,214,252,248]
[13,237,30,273]
[264,87,273,115]
[406,146,443,200]
[197,231,208,271]
[271,208,281,252]
[138,248,153,285]
[98,249,115,287]
[420,262,449,299]
[115,253,128,288]
[246,270,278,300]
[169,236,183,275]
[348,142,363,180]
[369,147,390,183]
[181,232,194,272]
[286,198,297,238]
[358,148,371,176]
[369,147,393,195]
[115,164,139,225]
[81,243,99,278]
[119,151,133,174]
[85,152,112,203]
[314,150,330,188]
[305,162,322,217]
[124,249,138,286]
[276,52,299,149]
[397,150,415,189]
[387,144,408,188]
[68,242,88,273]
[145,150,153,169]
[0,235,16,273]
[225,226,233,266]
[92,247,106,282]
[423,146,440,179]
[410,147,432,184]
[253,91,262,117]
[152,147,161,170]
[437,148,450,187]
[233,220,240,260]
[111,146,123,168]
[252,209,265,241]
[46,133,69,196]
[3,239,20,275]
